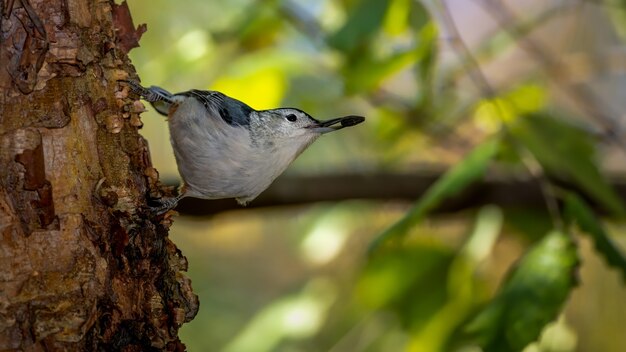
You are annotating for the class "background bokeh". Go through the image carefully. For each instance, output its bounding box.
[127,0,626,351]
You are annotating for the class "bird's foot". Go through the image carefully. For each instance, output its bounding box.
[147,194,183,216]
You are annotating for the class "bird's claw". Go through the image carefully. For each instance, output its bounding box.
[147,195,182,216]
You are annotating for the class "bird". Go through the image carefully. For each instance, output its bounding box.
[123,80,365,213]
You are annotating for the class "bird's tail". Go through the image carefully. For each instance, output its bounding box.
[122,80,174,116]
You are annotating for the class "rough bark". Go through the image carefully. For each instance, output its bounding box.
[0,0,198,350]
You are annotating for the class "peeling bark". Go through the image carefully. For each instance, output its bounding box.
[0,0,198,350]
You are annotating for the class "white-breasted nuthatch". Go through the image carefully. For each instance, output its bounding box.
[124,81,365,212]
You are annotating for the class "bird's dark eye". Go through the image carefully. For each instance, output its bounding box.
[286,114,297,122]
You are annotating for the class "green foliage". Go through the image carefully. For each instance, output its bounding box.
[129,0,626,350]
[508,113,626,218]
[359,206,504,351]
[343,48,419,94]
[357,244,453,329]
[411,1,438,110]
[462,231,579,351]
[328,0,391,53]
[564,192,626,282]
[370,138,500,251]
[337,1,436,96]
[502,208,554,243]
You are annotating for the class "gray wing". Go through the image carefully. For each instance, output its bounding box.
[182,90,254,127]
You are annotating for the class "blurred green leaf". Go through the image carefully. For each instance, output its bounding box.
[383,0,411,35]
[341,5,435,95]
[370,137,500,252]
[505,84,547,113]
[343,48,417,94]
[239,24,283,50]
[328,0,391,53]
[463,231,578,351]
[356,243,453,329]
[564,192,626,282]
[409,0,435,85]
[406,206,503,351]
[503,208,553,243]
[509,113,626,217]
[460,205,504,264]
[408,0,431,29]
[213,3,284,50]
[414,22,437,91]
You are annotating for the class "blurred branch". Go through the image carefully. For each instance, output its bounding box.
[477,0,626,148]
[278,0,325,47]
[438,0,496,98]
[437,0,626,226]
[438,0,565,222]
[170,171,626,216]
[443,1,567,88]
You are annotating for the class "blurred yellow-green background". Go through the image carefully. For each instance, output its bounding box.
[127,0,626,351]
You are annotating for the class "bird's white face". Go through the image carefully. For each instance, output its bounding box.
[257,108,322,139]
[253,108,365,141]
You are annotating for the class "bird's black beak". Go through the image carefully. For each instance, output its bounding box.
[310,115,365,134]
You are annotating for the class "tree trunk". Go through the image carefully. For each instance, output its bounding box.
[0,0,198,350]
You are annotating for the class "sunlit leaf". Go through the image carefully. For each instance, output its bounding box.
[383,0,411,35]
[223,279,336,352]
[473,98,516,131]
[564,192,626,282]
[328,0,391,53]
[370,138,500,252]
[460,205,504,264]
[509,113,626,218]
[463,231,579,351]
[212,67,287,109]
[505,84,546,113]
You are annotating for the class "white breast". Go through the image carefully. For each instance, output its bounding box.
[167,98,318,204]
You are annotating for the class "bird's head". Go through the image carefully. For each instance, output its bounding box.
[253,108,365,141]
